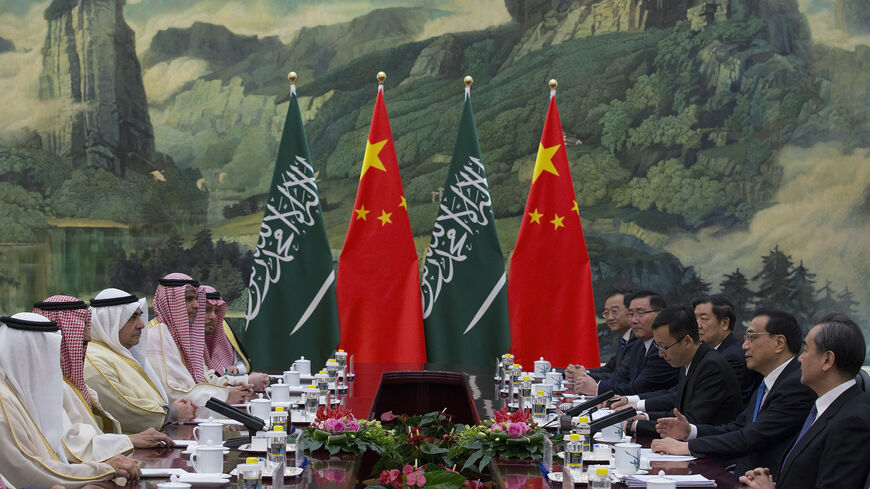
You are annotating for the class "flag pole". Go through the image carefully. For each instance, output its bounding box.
[378,71,386,84]
[549,78,557,97]
[289,71,297,95]
[464,75,473,99]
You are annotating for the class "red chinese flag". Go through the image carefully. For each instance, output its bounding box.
[508,90,599,368]
[337,85,427,364]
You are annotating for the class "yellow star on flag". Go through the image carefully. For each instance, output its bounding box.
[361,139,388,178]
[377,209,393,226]
[528,208,543,224]
[532,143,561,183]
[399,195,407,209]
[354,205,370,221]
[550,214,565,230]
[571,200,579,215]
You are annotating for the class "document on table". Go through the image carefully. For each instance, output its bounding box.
[642,448,697,462]
[623,474,715,487]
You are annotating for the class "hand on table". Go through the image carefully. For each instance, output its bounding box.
[248,372,270,391]
[227,383,254,404]
[128,427,173,448]
[572,375,598,395]
[106,454,140,481]
[564,364,586,382]
[656,408,691,439]
[173,398,198,422]
[650,437,690,455]
[609,396,637,411]
[739,468,775,489]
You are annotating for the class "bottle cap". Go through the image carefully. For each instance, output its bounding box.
[569,433,580,441]
[537,390,545,396]
[596,467,608,476]
[579,416,590,423]
[522,376,530,381]
[275,406,285,412]
[246,457,258,464]
[273,425,285,431]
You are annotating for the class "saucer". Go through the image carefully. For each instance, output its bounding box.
[230,466,303,478]
[175,472,230,486]
[613,469,649,477]
[593,433,631,443]
[237,443,266,453]
[182,446,229,455]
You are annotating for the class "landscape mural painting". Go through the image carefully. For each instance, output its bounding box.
[0,0,867,362]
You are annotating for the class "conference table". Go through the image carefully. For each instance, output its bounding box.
[114,363,738,489]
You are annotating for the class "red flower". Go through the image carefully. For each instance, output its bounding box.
[380,469,401,489]
[315,405,354,422]
[493,407,532,424]
[381,411,397,422]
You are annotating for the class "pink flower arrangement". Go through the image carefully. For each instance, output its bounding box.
[313,405,360,433]
[507,421,530,438]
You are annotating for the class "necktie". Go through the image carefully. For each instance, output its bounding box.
[619,337,627,351]
[782,405,818,472]
[752,382,767,422]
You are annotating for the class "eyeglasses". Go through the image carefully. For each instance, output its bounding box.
[627,309,661,320]
[654,335,687,351]
[743,331,775,343]
[600,308,625,319]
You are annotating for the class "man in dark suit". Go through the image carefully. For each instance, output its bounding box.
[651,309,816,478]
[623,306,742,437]
[693,295,762,406]
[566,289,635,383]
[739,313,870,489]
[573,290,678,395]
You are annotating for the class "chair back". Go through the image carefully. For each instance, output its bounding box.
[368,370,480,425]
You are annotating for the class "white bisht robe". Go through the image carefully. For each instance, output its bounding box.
[0,377,113,487]
[147,318,230,409]
[0,315,114,489]
[84,340,170,433]
[61,380,133,462]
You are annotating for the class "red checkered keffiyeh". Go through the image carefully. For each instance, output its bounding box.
[33,295,93,406]
[201,285,234,374]
[153,272,207,383]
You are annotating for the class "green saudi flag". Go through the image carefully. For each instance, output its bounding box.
[243,82,339,372]
[421,87,510,365]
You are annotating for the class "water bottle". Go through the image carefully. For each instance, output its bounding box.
[589,466,611,489]
[520,375,533,401]
[577,416,592,454]
[533,390,548,421]
[267,425,286,468]
[565,433,583,468]
[236,456,262,489]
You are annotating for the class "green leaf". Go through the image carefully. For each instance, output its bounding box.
[462,448,484,471]
[327,444,340,455]
[328,434,348,445]
[478,451,494,472]
[420,442,449,455]
[505,436,529,445]
[313,429,330,441]
[424,470,466,489]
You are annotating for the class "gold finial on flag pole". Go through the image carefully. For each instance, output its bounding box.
[549,79,558,90]
[464,76,473,87]
[377,72,386,84]
[288,71,297,83]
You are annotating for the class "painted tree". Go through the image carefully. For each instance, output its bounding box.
[753,245,793,310]
[836,287,859,316]
[787,260,817,331]
[815,280,841,316]
[720,268,754,327]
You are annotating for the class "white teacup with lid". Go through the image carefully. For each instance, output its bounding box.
[283,369,301,386]
[189,444,225,473]
[157,474,191,489]
[646,471,676,489]
[192,416,223,446]
[292,356,311,376]
[534,357,551,376]
[247,393,272,422]
[266,380,291,403]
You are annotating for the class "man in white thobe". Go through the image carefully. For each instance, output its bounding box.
[0,313,138,487]
[146,273,251,408]
[84,288,197,434]
[35,295,174,462]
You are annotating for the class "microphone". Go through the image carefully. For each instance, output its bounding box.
[589,407,637,435]
[562,390,615,417]
[205,397,266,447]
